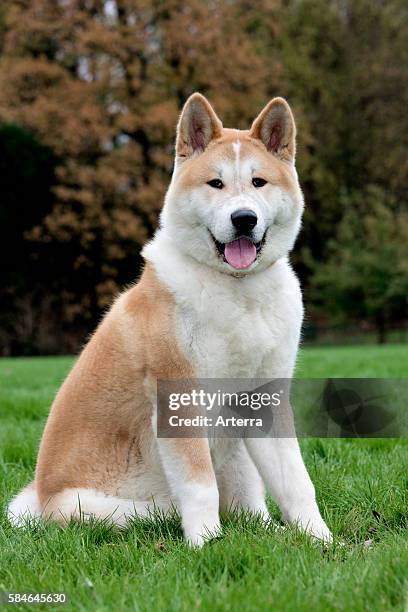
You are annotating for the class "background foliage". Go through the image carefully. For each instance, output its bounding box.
[0,0,407,355]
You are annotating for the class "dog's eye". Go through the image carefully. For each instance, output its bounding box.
[207,179,224,189]
[252,177,267,188]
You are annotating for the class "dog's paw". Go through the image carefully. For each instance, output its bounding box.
[304,520,333,544]
[183,515,221,548]
[286,503,333,544]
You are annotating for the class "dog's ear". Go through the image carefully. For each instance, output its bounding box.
[176,93,223,159]
[249,98,296,163]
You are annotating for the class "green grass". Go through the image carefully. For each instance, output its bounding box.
[0,346,407,611]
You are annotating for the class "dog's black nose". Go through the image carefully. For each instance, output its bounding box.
[231,209,258,233]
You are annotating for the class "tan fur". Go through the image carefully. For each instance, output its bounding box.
[168,439,215,484]
[249,97,296,162]
[9,93,332,545]
[35,263,211,513]
[176,93,223,158]
[34,95,297,517]
[177,130,298,197]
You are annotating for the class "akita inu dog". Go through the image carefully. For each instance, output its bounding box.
[8,94,332,546]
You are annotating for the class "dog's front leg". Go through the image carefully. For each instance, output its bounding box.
[244,436,332,542]
[157,437,220,547]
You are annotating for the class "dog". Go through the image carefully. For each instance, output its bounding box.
[8,94,332,546]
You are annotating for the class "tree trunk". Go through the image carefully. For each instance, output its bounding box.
[376,312,386,344]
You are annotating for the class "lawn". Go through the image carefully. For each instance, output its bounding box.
[0,345,407,611]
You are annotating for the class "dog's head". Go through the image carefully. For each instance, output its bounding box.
[161,93,304,275]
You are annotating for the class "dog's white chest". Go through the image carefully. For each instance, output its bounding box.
[143,237,303,380]
[174,261,303,379]
[177,299,276,378]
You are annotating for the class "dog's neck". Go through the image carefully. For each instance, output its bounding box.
[142,228,291,309]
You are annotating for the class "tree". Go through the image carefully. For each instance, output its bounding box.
[275,0,408,272]
[0,0,278,353]
[310,187,408,343]
[0,124,57,354]
[0,0,407,353]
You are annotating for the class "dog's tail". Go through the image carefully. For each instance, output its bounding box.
[7,482,42,526]
[8,484,164,527]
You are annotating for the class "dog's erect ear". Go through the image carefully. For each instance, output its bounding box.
[176,93,223,159]
[249,98,296,162]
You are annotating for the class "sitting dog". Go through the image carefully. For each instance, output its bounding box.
[8,94,332,546]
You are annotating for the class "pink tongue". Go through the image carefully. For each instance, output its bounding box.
[224,237,257,269]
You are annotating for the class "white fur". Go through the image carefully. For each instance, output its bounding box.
[142,233,331,543]
[141,133,331,544]
[160,142,303,276]
[7,483,41,526]
[173,481,220,547]
[152,429,220,546]
[9,486,167,528]
[9,113,331,545]
[144,235,302,379]
[216,440,270,520]
[45,488,162,526]
[245,438,332,541]
[232,140,242,190]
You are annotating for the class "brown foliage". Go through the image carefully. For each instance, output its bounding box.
[0,0,406,352]
[0,1,279,351]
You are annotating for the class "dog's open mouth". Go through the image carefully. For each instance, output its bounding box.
[212,234,265,270]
